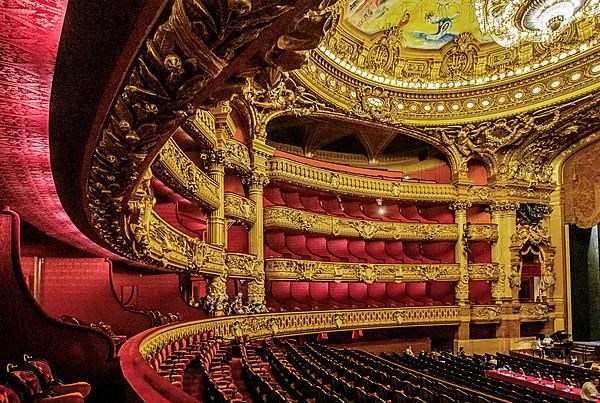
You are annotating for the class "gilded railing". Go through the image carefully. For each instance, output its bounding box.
[268,157,457,201]
[265,259,460,283]
[153,139,220,209]
[225,253,262,279]
[182,108,217,148]
[137,306,462,359]
[468,224,498,242]
[265,259,500,283]
[264,206,458,240]
[224,192,256,225]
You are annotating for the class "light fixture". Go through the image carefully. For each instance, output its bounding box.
[475,0,600,47]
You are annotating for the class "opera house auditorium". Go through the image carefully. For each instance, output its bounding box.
[2,0,600,402]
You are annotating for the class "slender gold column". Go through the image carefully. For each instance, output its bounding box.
[490,202,518,303]
[245,139,274,305]
[33,256,42,302]
[451,200,471,305]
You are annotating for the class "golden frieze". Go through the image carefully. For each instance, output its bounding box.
[223,192,256,225]
[471,305,502,323]
[223,139,251,173]
[153,139,220,209]
[468,263,500,281]
[264,206,458,241]
[519,303,550,322]
[468,224,498,242]
[268,156,457,202]
[181,109,218,149]
[138,305,462,359]
[264,258,461,283]
[225,253,263,280]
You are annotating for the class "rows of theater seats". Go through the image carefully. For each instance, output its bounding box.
[495,351,597,388]
[240,343,296,402]
[265,232,455,263]
[0,356,91,402]
[257,339,501,403]
[386,351,570,403]
[267,281,455,311]
[264,186,453,224]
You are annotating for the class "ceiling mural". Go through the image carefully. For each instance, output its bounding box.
[345,0,492,49]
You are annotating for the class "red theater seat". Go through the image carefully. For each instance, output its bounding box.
[469,242,492,263]
[365,241,388,263]
[309,282,335,309]
[383,204,412,222]
[289,282,314,311]
[263,187,286,206]
[321,198,345,216]
[385,241,420,263]
[421,241,455,263]
[342,201,370,219]
[406,282,434,306]
[326,239,353,262]
[401,205,435,223]
[420,205,454,223]
[282,192,305,210]
[348,240,370,262]
[300,195,327,214]
[427,282,455,305]
[404,242,437,263]
[367,283,392,306]
[347,283,371,308]
[285,234,314,260]
[268,281,292,311]
[265,232,294,258]
[361,202,385,220]
[306,237,334,261]
[328,283,353,308]
[469,281,492,304]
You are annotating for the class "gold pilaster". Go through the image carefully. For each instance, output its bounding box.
[490,201,518,303]
[207,154,226,247]
[245,139,275,304]
[451,197,471,306]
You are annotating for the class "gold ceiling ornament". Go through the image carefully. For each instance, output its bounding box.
[475,0,600,47]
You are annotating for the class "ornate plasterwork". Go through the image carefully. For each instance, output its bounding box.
[84,0,335,267]
[225,253,263,280]
[468,225,499,242]
[181,109,218,148]
[265,259,461,283]
[223,192,256,225]
[153,139,220,209]
[223,139,251,173]
[264,206,459,241]
[519,303,550,322]
[139,306,462,358]
[468,263,500,281]
[124,170,224,274]
[471,305,502,322]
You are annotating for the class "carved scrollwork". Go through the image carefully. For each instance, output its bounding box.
[468,263,500,281]
[468,224,498,242]
[223,192,256,225]
[223,139,251,173]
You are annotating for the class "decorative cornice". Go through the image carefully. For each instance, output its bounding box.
[223,192,256,225]
[469,225,499,242]
[181,109,217,149]
[268,156,457,202]
[264,206,459,241]
[225,253,263,280]
[265,259,460,283]
[153,139,219,209]
[138,306,462,358]
[471,305,502,322]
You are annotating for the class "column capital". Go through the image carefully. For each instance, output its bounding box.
[489,201,519,213]
[450,200,472,212]
[243,169,270,188]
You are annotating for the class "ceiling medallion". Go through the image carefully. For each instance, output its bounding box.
[476,0,600,47]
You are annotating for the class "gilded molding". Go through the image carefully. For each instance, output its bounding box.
[468,224,499,242]
[223,139,251,173]
[225,253,263,280]
[471,305,502,322]
[468,263,500,281]
[264,206,458,241]
[265,259,461,283]
[138,306,462,359]
[519,303,550,322]
[223,192,256,225]
[182,109,217,149]
[269,156,457,201]
[153,139,220,209]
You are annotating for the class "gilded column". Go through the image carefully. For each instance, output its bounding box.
[206,150,226,247]
[490,201,519,303]
[245,140,274,305]
[451,200,471,305]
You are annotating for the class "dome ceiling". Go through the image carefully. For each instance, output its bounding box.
[293,0,600,124]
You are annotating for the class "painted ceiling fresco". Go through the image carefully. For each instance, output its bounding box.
[345,0,492,49]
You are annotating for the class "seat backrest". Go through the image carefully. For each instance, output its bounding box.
[9,369,43,396]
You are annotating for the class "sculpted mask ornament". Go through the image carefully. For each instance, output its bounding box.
[333,313,344,329]
[394,310,406,325]
[357,265,377,284]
